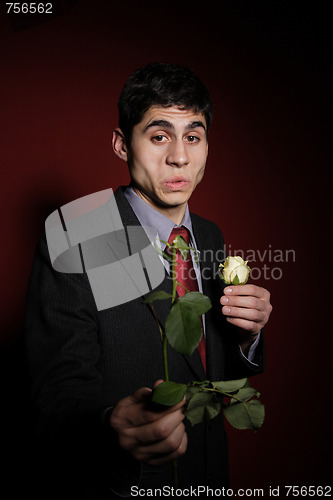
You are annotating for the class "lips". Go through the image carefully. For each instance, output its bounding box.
[164,176,189,190]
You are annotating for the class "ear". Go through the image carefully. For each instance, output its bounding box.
[112,128,128,162]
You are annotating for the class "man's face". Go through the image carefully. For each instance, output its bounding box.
[126,106,208,215]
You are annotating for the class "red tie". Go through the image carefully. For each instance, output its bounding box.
[168,227,206,372]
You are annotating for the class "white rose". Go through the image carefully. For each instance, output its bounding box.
[219,256,250,285]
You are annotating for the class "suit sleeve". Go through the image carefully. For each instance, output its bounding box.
[24,234,140,499]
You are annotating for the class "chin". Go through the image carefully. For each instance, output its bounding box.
[163,192,189,205]
[166,197,188,207]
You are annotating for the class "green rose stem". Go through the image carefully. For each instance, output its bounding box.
[148,305,169,380]
[149,243,177,382]
[169,244,178,491]
[148,314,178,493]
[148,243,179,490]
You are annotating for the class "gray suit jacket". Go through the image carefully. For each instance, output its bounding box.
[25,186,264,499]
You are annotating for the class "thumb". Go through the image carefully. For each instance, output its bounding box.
[119,386,152,407]
[153,379,165,390]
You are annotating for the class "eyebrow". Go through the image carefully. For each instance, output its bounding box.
[144,119,206,132]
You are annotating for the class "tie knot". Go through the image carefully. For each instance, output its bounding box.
[168,227,190,246]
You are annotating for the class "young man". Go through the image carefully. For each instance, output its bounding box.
[25,63,272,499]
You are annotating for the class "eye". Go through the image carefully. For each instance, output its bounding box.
[185,135,200,143]
[152,134,168,143]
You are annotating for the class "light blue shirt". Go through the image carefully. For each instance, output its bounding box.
[124,186,259,365]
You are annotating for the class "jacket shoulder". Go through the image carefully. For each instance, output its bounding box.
[190,212,224,237]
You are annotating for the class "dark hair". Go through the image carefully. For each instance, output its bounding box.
[118,62,213,146]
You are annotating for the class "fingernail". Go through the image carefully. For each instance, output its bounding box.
[225,287,232,294]
[224,307,230,314]
[221,296,229,304]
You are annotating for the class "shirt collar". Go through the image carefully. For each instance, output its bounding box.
[124,185,195,249]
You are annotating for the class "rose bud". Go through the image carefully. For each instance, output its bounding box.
[219,256,250,285]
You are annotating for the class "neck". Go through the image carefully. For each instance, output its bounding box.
[132,186,186,225]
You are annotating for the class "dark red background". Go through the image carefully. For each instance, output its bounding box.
[0,1,330,496]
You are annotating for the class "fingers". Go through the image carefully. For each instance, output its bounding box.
[112,387,153,428]
[153,379,165,389]
[120,411,187,465]
[221,294,266,312]
[136,425,188,466]
[223,284,270,300]
[126,404,186,446]
[220,285,273,334]
[123,386,153,406]
[109,382,188,466]
[223,304,266,324]
[112,386,186,428]
[225,316,262,333]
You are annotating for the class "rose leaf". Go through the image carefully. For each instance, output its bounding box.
[179,291,212,315]
[185,390,221,426]
[165,301,202,356]
[212,378,248,394]
[223,399,265,431]
[152,381,187,406]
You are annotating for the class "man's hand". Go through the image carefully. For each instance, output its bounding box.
[109,381,188,466]
[220,284,272,353]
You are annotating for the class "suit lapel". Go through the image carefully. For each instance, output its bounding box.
[113,186,171,328]
[191,215,225,382]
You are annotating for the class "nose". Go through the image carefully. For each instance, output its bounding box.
[166,139,190,167]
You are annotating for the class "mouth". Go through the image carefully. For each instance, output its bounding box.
[164,177,190,191]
